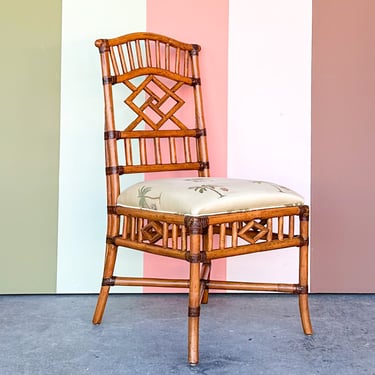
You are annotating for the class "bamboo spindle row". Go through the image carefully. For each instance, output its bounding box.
[120,216,298,251]
[121,135,197,167]
[109,40,192,77]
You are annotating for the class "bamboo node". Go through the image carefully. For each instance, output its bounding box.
[198,161,209,171]
[105,165,124,175]
[102,277,116,286]
[195,129,206,138]
[299,205,309,221]
[188,306,200,317]
[295,285,308,294]
[106,236,115,244]
[300,238,309,247]
[190,44,201,56]
[186,251,207,263]
[191,78,201,86]
[107,206,117,215]
[104,130,121,140]
[102,76,117,85]
[95,39,109,53]
[184,216,208,234]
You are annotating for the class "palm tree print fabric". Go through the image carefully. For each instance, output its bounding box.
[117,177,304,216]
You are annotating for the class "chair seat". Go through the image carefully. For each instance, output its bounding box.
[117,177,304,216]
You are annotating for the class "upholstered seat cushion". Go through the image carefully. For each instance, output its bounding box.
[117,177,304,216]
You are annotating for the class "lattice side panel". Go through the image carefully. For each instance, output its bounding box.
[120,215,189,253]
[207,214,301,252]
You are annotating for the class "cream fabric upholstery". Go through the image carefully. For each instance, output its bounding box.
[117,177,304,216]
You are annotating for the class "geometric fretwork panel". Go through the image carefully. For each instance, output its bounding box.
[120,213,298,254]
[141,220,163,243]
[238,219,269,244]
[124,76,186,131]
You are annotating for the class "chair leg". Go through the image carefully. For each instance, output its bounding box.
[298,240,312,334]
[188,231,202,365]
[92,243,118,325]
[299,293,312,335]
[298,206,313,335]
[188,261,201,365]
[92,285,110,324]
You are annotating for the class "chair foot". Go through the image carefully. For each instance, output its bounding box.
[299,293,313,335]
[92,285,110,324]
[188,316,200,365]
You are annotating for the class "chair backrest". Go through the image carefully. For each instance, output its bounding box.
[95,32,210,207]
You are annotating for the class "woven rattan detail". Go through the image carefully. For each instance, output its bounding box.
[299,206,310,221]
[106,236,115,244]
[184,216,208,235]
[195,128,206,137]
[190,44,200,56]
[106,166,125,175]
[186,251,207,263]
[102,277,116,286]
[107,206,117,215]
[104,131,121,140]
[103,76,117,85]
[295,285,308,294]
[188,306,201,317]
[191,77,201,86]
[198,161,209,171]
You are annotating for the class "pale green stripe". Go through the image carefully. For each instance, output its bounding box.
[0,0,62,293]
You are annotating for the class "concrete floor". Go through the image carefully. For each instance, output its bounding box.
[0,294,374,374]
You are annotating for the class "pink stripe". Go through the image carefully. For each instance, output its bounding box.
[144,0,229,291]
[311,0,375,292]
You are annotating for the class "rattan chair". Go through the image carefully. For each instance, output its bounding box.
[93,32,312,365]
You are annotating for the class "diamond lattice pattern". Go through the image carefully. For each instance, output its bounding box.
[124,76,187,131]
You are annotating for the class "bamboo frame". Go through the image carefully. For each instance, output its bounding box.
[93,32,312,365]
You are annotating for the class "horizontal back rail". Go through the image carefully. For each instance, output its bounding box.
[96,32,200,81]
[104,129,205,139]
[106,162,205,175]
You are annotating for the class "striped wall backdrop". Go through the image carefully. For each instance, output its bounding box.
[58,0,311,294]
[2,0,375,294]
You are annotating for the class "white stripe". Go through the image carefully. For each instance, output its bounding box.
[227,0,312,284]
[57,0,146,293]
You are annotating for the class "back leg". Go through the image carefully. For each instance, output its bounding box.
[92,243,118,324]
[299,293,313,335]
[298,206,312,335]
